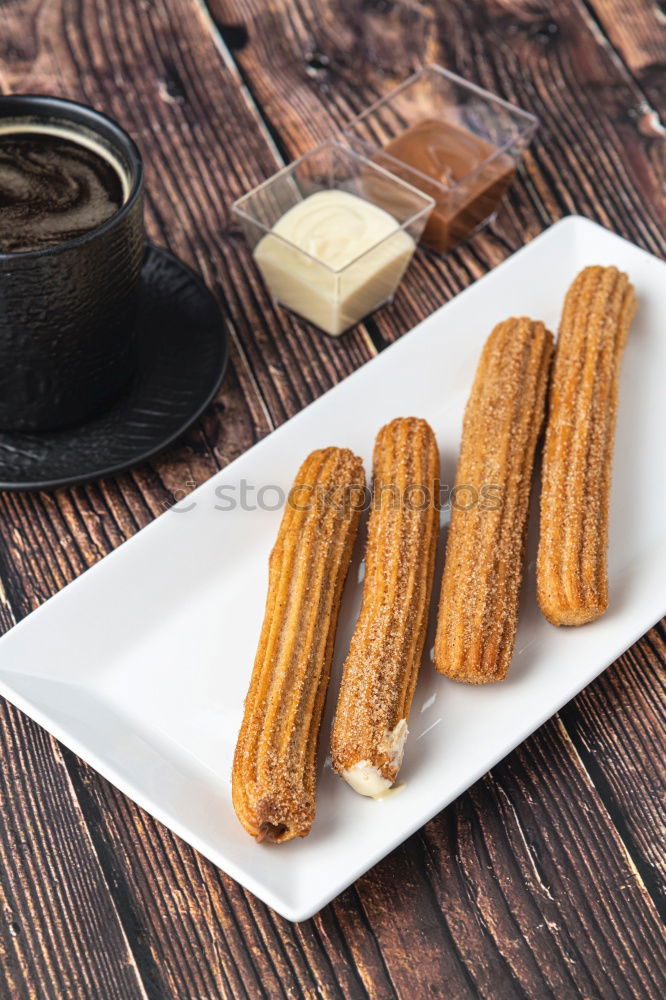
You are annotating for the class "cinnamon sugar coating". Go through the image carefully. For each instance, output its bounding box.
[537,266,636,626]
[435,318,553,683]
[331,418,440,789]
[232,447,364,842]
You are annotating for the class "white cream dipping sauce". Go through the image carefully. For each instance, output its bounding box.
[253,189,414,336]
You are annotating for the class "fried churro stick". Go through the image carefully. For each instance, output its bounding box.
[232,447,364,842]
[434,318,553,683]
[537,266,636,626]
[331,418,439,797]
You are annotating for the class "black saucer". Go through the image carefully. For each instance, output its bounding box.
[0,245,228,491]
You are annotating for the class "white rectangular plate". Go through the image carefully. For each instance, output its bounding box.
[1,216,665,922]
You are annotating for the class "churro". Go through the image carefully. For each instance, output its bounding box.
[434,318,553,683]
[331,418,439,796]
[537,266,636,625]
[232,447,364,842]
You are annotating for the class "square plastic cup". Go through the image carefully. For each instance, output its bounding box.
[232,141,434,336]
[343,65,538,253]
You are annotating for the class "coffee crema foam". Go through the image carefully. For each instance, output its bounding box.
[0,122,128,253]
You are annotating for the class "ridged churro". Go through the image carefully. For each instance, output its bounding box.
[435,318,553,683]
[331,418,439,797]
[232,447,364,842]
[537,266,636,625]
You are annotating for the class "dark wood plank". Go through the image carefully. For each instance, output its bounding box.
[0,610,148,1000]
[418,716,666,999]
[319,712,666,1000]
[586,0,666,110]
[0,503,149,997]
[561,622,666,914]
[583,0,666,230]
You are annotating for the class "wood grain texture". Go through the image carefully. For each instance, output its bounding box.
[583,0,666,225]
[587,0,666,93]
[0,609,146,1000]
[64,758,378,1000]
[419,717,666,999]
[0,0,664,997]
[561,622,666,914]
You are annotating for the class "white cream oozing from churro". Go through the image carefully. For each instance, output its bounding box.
[341,719,408,799]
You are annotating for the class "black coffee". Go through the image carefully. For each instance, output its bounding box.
[0,128,125,253]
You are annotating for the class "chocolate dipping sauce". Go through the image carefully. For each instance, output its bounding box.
[369,118,516,252]
[0,129,125,253]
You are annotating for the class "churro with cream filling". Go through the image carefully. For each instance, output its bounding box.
[331,418,439,796]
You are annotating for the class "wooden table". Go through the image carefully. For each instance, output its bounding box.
[0,1,664,997]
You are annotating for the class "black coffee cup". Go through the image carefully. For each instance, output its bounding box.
[0,95,144,431]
